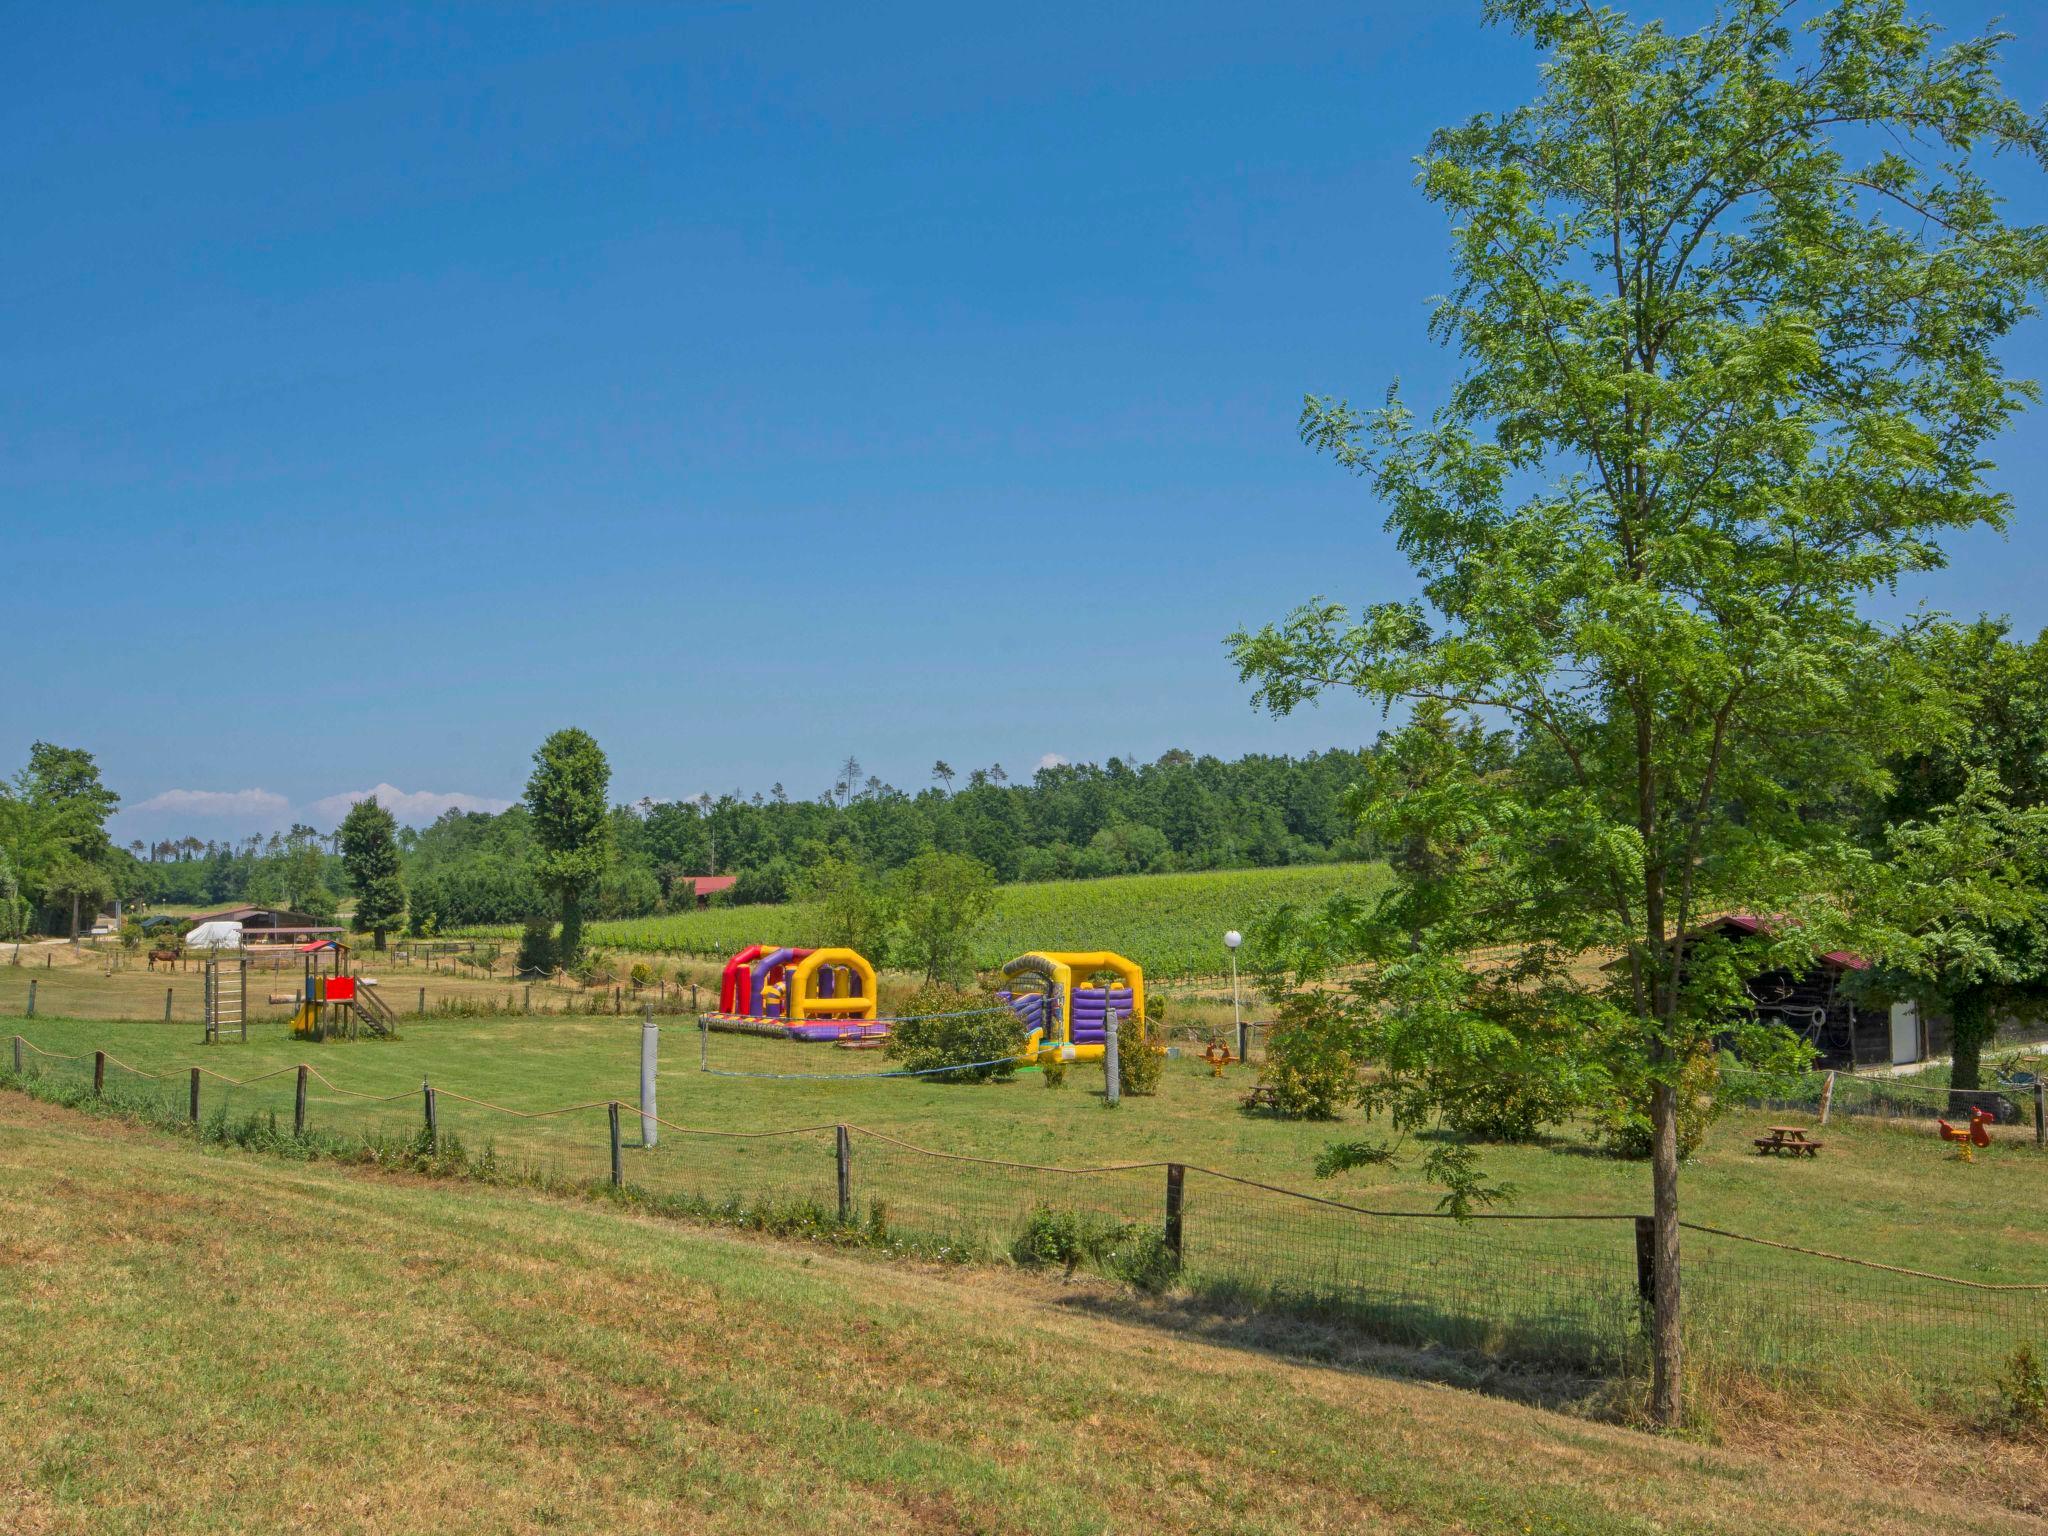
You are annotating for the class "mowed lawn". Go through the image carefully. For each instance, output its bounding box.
[4,1092,2043,1536]
[9,1009,2048,1283]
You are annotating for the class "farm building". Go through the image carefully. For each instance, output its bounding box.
[187,906,345,946]
[1628,914,1939,1069]
[679,875,737,908]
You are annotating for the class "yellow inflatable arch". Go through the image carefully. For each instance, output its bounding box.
[785,947,878,1022]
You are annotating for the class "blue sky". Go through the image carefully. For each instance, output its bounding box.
[9,3,2048,843]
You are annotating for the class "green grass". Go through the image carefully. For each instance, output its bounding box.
[455,862,1394,979]
[5,1092,2042,1535]
[9,1007,2048,1403]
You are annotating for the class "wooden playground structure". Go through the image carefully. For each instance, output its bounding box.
[204,940,396,1042]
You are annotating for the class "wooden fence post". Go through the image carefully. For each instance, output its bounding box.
[25,980,35,1019]
[10,1035,22,1076]
[2035,1081,2045,1149]
[1103,1010,1121,1106]
[417,987,426,1015]
[1819,1070,1838,1127]
[189,1067,201,1125]
[609,1101,623,1187]
[523,984,531,1012]
[1164,1163,1185,1266]
[836,1125,852,1223]
[164,987,173,1022]
[294,1064,308,1138]
[1634,1216,1656,1305]
[423,1081,438,1152]
[93,1050,105,1097]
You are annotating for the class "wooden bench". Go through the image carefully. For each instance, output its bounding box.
[1754,1126,1823,1157]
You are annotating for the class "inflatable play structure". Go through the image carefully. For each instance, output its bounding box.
[998,951,1145,1063]
[707,944,883,1041]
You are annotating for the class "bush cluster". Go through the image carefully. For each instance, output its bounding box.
[1256,990,1361,1119]
[1596,1051,1722,1160]
[1115,1011,1163,1097]
[884,983,1025,1082]
[1011,1205,1177,1292]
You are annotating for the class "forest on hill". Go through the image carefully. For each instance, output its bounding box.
[1,746,1381,937]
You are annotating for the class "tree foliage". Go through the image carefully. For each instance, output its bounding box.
[339,798,407,950]
[1231,0,2048,1424]
[888,851,998,985]
[525,729,613,964]
[1860,770,2048,1091]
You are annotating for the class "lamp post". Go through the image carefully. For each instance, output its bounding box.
[1224,930,1244,1062]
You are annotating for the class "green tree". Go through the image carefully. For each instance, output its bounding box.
[795,854,896,962]
[0,847,26,942]
[1885,620,2048,822]
[1862,771,2048,1095]
[1229,1,2048,1425]
[888,851,997,985]
[3,743,121,934]
[338,798,407,951]
[524,729,613,965]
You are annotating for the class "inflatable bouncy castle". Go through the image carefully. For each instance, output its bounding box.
[707,944,883,1041]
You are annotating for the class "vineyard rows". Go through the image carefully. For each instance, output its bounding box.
[459,862,1391,979]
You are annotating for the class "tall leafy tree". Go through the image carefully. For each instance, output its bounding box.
[3,743,121,934]
[338,798,407,951]
[889,851,997,985]
[1230,0,2048,1425]
[1884,620,2048,823]
[525,729,613,965]
[1862,771,2048,1094]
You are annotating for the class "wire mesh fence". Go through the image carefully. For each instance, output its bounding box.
[9,1032,2048,1407]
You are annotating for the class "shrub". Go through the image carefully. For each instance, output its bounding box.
[1596,1051,1720,1160]
[1115,1011,1163,1097]
[1256,990,1361,1119]
[1998,1344,2048,1435]
[1041,1059,1068,1089]
[516,917,555,975]
[1012,1206,1112,1273]
[1437,1070,1579,1144]
[629,961,658,989]
[1100,1224,1178,1293]
[1011,1205,1177,1292]
[885,983,1024,1082]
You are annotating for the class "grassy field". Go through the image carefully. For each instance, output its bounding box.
[6,1092,2045,1536]
[9,1006,2048,1407]
[458,862,1395,979]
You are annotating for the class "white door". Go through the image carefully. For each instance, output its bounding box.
[1890,1001,1921,1066]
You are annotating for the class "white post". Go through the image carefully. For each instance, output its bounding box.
[1103,1001,1121,1107]
[1225,930,1245,1061]
[640,1007,659,1148]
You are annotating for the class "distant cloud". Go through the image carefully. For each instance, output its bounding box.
[1037,753,1069,771]
[131,788,291,818]
[305,783,515,827]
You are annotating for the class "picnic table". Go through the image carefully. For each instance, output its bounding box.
[1754,1125,1824,1157]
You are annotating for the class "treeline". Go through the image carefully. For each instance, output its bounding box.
[0,754,348,935]
[128,829,344,915]
[405,747,1378,932]
[1,738,1382,942]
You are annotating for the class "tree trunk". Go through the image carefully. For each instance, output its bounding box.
[373,926,387,953]
[1949,986,1995,1098]
[559,895,585,968]
[70,891,81,939]
[1648,1079,1684,1428]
